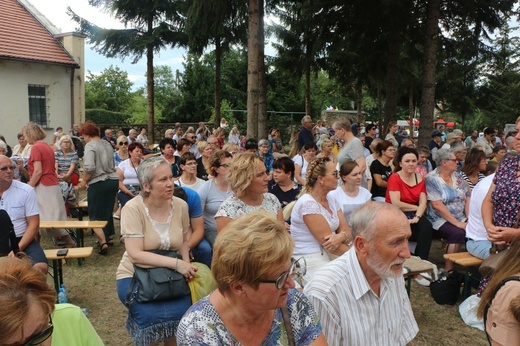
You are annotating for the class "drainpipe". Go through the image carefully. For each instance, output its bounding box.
[70,66,75,128]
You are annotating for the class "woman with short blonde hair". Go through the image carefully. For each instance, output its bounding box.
[215,153,284,231]
[177,211,327,345]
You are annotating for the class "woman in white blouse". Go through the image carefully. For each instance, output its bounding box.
[290,157,352,286]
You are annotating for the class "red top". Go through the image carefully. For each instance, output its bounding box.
[385,172,426,205]
[28,141,59,186]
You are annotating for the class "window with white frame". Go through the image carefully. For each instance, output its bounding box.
[28,85,48,126]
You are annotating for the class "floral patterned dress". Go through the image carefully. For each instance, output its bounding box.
[215,193,281,220]
[176,289,322,345]
[492,156,520,227]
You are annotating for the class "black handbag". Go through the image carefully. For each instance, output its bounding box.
[126,250,190,303]
[429,270,465,305]
[0,210,19,257]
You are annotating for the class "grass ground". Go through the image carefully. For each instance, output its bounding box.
[42,220,487,346]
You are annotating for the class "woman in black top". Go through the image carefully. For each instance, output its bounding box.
[369,140,395,201]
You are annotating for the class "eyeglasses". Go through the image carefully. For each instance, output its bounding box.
[119,142,129,146]
[419,156,429,159]
[326,170,339,178]
[12,315,53,346]
[258,257,307,290]
[220,163,231,168]
[0,165,16,171]
[190,136,197,140]
[444,158,457,162]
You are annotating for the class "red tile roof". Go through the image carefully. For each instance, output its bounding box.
[0,0,78,67]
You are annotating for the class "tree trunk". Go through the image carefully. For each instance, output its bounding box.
[146,17,154,145]
[257,0,267,140]
[247,0,261,139]
[418,0,441,147]
[408,76,414,131]
[356,77,362,124]
[305,64,311,117]
[384,2,401,130]
[214,36,222,129]
[377,79,383,134]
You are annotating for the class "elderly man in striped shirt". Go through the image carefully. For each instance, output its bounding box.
[304,202,419,345]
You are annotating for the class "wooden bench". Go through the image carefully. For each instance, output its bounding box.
[68,198,89,221]
[44,247,93,296]
[403,256,435,297]
[444,252,483,300]
[40,220,107,248]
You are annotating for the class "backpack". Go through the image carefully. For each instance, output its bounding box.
[0,210,19,257]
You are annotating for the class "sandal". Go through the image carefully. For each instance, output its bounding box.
[98,243,108,255]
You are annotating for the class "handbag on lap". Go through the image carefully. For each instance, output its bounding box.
[0,210,19,257]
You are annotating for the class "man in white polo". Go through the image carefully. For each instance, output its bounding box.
[304,202,418,345]
[0,155,46,274]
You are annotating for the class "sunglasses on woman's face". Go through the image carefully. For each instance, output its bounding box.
[119,142,129,146]
[9,315,53,346]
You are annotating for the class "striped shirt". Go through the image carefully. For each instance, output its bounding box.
[304,248,419,345]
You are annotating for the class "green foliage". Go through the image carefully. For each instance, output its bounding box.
[86,109,132,124]
[85,65,133,112]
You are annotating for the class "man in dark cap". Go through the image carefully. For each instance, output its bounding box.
[428,130,443,168]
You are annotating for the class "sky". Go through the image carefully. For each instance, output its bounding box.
[28,0,188,90]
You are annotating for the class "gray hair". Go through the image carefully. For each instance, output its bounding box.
[370,138,383,152]
[319,137,332,150]
[506,136,515,146]
[0,140,6,150]
[417,145,430,155]
[434,149,453,167]
[349,202,401,242]
[258,139,269,147]
[58,134,76,150]
[137,156,169,198]
[450,141,465,153]
[332,118,352,132]
[129,129,137,135]
[301,115,312,126]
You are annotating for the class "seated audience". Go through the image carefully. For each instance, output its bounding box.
[116,142,144,211]
[294,142,318,186]
[196,141,213,180]
[176,211,327,345]
[304,202,418,345]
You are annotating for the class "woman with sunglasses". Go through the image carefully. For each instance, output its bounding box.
[0,255,103,345]
[290,157,352,286]
[177,211,326,345]
[114,135,129,167]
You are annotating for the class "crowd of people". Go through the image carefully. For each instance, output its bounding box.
[0,116,519,346]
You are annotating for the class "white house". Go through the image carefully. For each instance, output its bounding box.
[0,0,85,145]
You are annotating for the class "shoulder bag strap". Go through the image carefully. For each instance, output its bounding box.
[281,307,295,346]
[484,276,520,345]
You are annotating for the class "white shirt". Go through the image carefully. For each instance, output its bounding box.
[290,193,341,254]
[466,174,494,241]
[117,159,140,185]
[329,186,371,222]
[0,180,39,237]
[304,249,419,345]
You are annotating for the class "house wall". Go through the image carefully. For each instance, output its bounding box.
[58,32,85,127]
[0,59,72,145]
